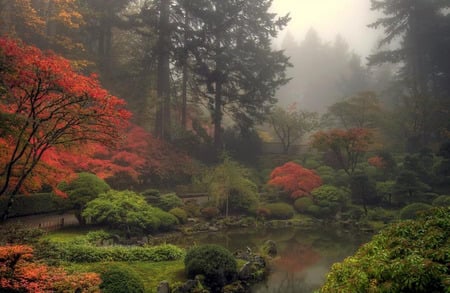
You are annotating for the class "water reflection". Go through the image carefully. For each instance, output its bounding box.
[175,226,370,293]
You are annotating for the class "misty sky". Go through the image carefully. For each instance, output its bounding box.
[271,0,382,57]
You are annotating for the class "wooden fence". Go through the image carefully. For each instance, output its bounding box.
[3,212,79,232]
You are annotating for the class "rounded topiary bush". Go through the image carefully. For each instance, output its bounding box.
[294,197,314,213]
[100,264,145,293]
[263,203,294,219]
[184,244,237,291]
[400,203,432,220]
[432,195,450,207]
[169,207,188,223]
[157,193,183,211]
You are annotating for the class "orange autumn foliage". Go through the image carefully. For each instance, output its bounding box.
[0,37,130,198]
[0,245,101,292]
[368,155,386,169]
[268,162,322,199]
[311,128,373,174]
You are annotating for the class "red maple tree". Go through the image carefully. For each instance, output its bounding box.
[268,162,322,199]
[55,124,196,189]
[0,37,130,219]
[310,128,372,175]
[368,155,386,169]
[0,245,101,292]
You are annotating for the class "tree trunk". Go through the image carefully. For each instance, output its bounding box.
[181,10,189,130]
[156,0,171,140]
[214,80,223,151]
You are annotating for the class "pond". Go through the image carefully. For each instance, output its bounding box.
[173,225,371,293]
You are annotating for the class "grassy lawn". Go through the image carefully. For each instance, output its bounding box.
[64,260,186,293]
[42,227,188,292]
[40,226,97,242]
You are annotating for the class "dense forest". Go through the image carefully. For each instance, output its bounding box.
[0,0,449,292]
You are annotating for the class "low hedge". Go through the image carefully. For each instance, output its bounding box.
[261,203,294,220]
[0,193,71,217]
[37,241,185,263]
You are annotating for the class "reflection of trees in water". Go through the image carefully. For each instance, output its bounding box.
[272,243,320,274]
[253,271,317,293]
[254,244,322,293]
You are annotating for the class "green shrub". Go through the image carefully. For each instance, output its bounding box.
[262,203,294,220]
[432,195,450,207]
[100,264,145,293]
[59,173,110,224]
[85,230,113,245]
[156,193,183,211]
[320,208,449,292]
[201,206,220,219]
[141,189,161,205]
[400,203,432,220]
[208,157,259,214]
[311,185,348,219]
[36,240,184,263]
[169,207,188,223]
[341,205,365,221]
[184,244,237,291]
[367,207,396,223]
[0,223,44,245]
[59,173,110,208]
[294,197,314,213]
[0,193,70,217]
[183,200,201,217]
[306,204,321,217]
[82,190,178,235]
[151,207,179,231]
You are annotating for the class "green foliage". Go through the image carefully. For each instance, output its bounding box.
[152,208,179,231]
[200,206,220,220]
[261,203,294,220]
[366,207,396,223]
[393,170,431,205]
[169,207,188,224]
[350,173,378,208]
[0,193,70,217]
[36,240,185,263]
[376,180,396,205]
[311,185,349,218]
[140,189,161,205]
[341,205,365,221]
[155,193,183,211]
[184,244,237,291]
[294,197,314,213]
[208,157,259,215]
[85,230,113,245]
[0,223,45,245]
[223,126,263,165]
[59,173,111,209]
[182,200,201,217]
[400,203,432,220]
[82,190,178,235]
[432,195,450,207]
[99,264,145,293]
[320,207,450,292]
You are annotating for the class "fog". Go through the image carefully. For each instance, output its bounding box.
[271,0,381,57]
[270,0,386,112]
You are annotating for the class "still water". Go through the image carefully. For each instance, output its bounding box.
[177,226,371,293]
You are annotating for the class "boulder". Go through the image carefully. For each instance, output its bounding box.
[261,240,277,258]
[157,281,170,293]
